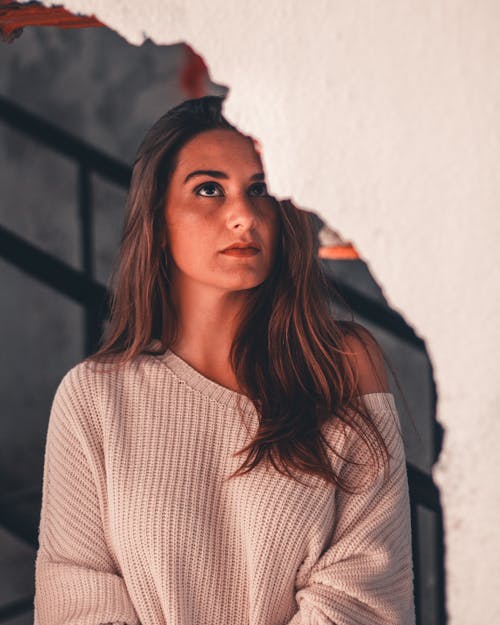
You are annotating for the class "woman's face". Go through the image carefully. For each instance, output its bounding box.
[163,128,280,296]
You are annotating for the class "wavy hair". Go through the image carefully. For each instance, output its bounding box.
[85,95,396,495]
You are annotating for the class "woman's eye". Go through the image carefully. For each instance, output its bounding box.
[196,182,223,197]
[248,183,269,197]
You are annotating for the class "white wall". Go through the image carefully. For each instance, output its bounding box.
[36,1,500,622]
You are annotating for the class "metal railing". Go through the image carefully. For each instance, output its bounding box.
[0,95,446,624]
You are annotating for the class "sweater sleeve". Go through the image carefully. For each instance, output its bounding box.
[285,394,416,625]
[33,366,141,625]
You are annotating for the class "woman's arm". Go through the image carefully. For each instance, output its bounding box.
[285,392,415,625]
[284,328,415,624]
[33,366,141,625]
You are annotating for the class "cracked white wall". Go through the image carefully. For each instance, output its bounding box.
[33,1,500,622]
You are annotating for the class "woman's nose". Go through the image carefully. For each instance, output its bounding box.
[225,194,258,229]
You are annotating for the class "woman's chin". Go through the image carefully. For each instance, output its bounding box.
[219,275,268,292]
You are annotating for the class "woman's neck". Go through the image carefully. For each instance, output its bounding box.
[167,274,254,393]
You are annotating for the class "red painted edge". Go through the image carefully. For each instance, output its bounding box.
[0,1,104,42]
[318,244,360,260]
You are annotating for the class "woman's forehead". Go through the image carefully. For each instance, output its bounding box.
[174,130,263,175]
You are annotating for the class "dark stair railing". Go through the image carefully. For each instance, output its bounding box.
[0,94,130,355]
[0,95,446,625]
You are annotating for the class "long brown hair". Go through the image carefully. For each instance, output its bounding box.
[85,95,395,495]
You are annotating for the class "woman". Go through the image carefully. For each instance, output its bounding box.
[34,96,415,625]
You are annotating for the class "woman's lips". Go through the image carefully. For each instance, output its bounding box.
[220,248,260,257]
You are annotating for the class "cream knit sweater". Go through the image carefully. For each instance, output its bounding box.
[33,347,416,625]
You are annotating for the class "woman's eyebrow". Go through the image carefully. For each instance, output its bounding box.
[183,170,265,184]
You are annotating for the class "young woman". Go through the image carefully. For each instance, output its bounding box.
[34,96,415,625]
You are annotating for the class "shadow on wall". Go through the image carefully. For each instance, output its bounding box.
[0,13,445,625]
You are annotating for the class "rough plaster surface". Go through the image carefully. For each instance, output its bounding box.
[29,1,500,622]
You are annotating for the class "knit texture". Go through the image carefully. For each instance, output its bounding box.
[33,347,416,625]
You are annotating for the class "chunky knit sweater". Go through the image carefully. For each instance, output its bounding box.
[33,347,416,625]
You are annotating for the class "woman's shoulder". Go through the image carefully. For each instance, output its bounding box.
[338,321,390,396]
[52,351,153,412]
[49,352,157,442]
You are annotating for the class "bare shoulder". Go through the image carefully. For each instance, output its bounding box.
[341,322,390,395]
